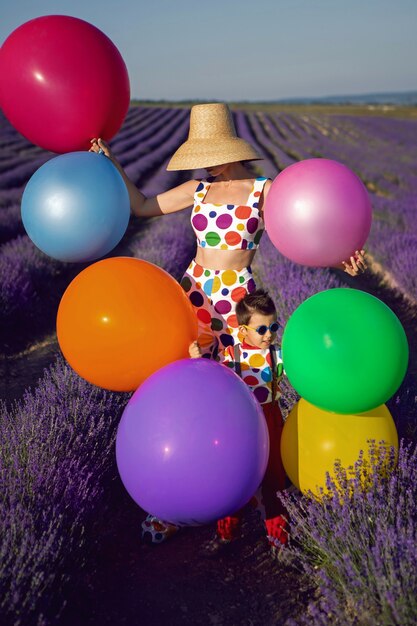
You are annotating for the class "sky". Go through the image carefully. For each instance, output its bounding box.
[1,0,416,102]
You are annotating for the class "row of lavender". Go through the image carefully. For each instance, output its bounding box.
[247,108,417,437]
[0,206,197,624]
[248,112,417,623]
[0,106,188,244]
[0,107,192,348]
[283,441,417,625]
[235,110,417,299]
[250,178,417,624]
[2,107,416,243]
[0,105,197,623]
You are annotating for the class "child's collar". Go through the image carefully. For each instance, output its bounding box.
[241,340,275,350]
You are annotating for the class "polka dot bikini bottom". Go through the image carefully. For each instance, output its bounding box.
[180,259,257,357]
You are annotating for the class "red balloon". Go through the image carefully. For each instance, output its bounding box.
[0,16,130,153]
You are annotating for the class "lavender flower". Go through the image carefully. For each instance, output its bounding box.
[282,440,417,625]
[0,357,129,625]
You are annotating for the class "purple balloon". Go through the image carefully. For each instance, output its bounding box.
[264,158,372,267]
[116,358,269,525]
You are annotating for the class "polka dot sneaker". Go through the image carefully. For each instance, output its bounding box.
[141,515,179,544]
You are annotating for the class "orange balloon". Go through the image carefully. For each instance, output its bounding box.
[57,257,198,391]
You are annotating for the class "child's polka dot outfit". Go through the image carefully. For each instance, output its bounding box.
[223,342,284,404]
[181,177,268,356]
[218,342,288,548]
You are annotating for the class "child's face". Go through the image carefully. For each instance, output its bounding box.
[239,312,278,349]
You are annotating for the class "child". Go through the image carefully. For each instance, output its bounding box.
[190,288,289,556]
[142,288,288,549]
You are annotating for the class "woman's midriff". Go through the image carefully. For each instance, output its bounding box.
[195,247,257,271]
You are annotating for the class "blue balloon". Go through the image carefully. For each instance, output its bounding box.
[21,152,130,262]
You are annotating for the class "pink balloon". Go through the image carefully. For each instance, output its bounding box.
[264,159,372,267]
[0,16,130,153]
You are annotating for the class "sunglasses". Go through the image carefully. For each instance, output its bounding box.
[242,322,280,336]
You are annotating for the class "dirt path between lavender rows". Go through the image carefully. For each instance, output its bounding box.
[58,487,311,626]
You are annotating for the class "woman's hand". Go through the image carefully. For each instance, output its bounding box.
[89,137,114,160]
[189,341,202,358]
[339,249,367,276]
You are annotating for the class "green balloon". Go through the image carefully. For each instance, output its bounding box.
[282,289,409,414]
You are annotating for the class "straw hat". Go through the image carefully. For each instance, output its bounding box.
[166,103,262,171]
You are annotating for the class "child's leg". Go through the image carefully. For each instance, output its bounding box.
[201,510,244,557]
[259,402,289,547]
[216,512,243,541]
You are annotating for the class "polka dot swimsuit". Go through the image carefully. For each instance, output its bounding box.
[191,177,268,250]
[223,343,283,404]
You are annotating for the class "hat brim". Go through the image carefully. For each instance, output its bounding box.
[166,138,262,171]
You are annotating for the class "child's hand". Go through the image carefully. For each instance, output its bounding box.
[339,250,367,276]
[189,341,202,358]
[89,137,113,160]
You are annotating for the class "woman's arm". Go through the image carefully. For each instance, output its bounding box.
[90,138,196,218]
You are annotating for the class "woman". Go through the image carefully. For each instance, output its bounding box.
[91,103,366,361]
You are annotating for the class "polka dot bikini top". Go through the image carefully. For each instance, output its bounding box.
[191,176,268,250]
[223,342,283,405]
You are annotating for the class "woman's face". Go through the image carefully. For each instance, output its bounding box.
[205,163,233,177]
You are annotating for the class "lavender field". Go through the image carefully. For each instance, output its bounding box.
[1,105,417,625]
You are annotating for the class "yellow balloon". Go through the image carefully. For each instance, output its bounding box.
[281,399,398,496]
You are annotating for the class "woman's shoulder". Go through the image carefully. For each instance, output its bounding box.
[174,178,207,196]
[255,177,272,211]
